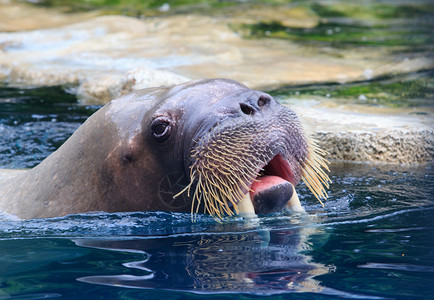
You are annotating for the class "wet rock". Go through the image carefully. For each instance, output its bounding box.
[1,13,432,104]
[299,106,433,164]
[0,0,98,32]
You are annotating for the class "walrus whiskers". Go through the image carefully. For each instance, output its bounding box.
[175,123,270,220]
[175,127,331,220]
[301,139,331,207]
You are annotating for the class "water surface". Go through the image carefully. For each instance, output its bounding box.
[0,85,98,168]
[0,163,432,299]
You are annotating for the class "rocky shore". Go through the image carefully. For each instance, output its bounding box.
[0,2,432,164]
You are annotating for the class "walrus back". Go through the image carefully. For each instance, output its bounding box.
[0,169,26,181]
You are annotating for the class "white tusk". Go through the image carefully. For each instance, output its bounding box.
[287,185,305,212]
[237,192,256,216]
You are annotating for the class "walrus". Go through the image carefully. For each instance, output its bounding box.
[0,79,330,220]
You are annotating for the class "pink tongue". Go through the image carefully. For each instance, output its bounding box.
[250,175,288,198]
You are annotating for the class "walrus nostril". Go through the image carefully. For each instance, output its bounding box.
[240,103,255,115]
[257,95,270,107]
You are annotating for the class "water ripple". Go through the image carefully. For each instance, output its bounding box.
[359,262,434,273]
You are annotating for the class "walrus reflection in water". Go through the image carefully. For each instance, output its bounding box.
[75,226,333,295]
[0,79,330,219]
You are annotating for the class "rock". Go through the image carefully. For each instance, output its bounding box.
[0,0,98,32]
[0,3,432,164]
[1,14,432,104]
[298,105,433,164]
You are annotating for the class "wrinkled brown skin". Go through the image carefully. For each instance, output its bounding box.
[0,79,306,219]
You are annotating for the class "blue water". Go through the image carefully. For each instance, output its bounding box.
[0,85,99,169]
[0,86,433,299]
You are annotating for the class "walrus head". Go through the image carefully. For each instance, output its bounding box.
[149,79,330,219]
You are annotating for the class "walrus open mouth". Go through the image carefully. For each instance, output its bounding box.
[248,154,296,209]
[258,154,295,184]
[234,154,299,216]
[174,116,331,220]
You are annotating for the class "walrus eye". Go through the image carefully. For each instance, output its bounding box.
[151,119,172,143]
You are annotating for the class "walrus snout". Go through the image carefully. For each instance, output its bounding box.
[181,84,314,218]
